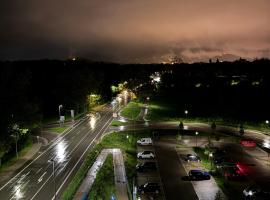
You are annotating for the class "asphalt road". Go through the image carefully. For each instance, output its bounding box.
[0,105,116,200]
[154,140,198,200]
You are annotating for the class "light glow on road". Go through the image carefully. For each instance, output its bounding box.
[14,185,23,199]
[90,115,97,129]
[55,140,68,163]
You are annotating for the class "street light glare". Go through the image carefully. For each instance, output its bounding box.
[185,110,188,114]
[266,120,269,124]
[195,131,199,135]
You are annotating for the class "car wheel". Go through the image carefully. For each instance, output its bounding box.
[151,156,154,159]
[207,176,211,180]
[139,156,142,159]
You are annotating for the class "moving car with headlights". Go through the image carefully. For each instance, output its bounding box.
[137,182,161,194]
[137,138,153,145]
[136,161,157,172]
[185,154,201,162]
[188,170,211,180]
[137,151,155,159]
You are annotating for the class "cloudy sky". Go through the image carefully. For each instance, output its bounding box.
[1,0,270,63]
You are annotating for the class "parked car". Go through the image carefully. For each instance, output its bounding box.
[188,170,211,180]
[185,154,201,162]
[137,138,153,145]
[216,162,236,169]
[240,139,256,147]
[137,182,161,194]
[136,162,156,172]
[223,167,246,181]
[213,156,232,165]
[137,151,155,159]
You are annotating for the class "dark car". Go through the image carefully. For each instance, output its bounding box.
[137,182,161,194]
[136,162,157,172]
[185,154,201,162]
[213,156,232,165]
[188,170,211,180]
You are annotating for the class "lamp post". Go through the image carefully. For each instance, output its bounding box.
[48,159,56,200]
[184,110,188,120]
[209,153,213,170]
[58,105,63,118]
[11,124,19,159]
[195,131,199,147]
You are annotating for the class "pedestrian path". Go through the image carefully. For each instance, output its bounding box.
[73,149,128,200]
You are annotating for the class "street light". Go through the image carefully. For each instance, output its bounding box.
[11,124,19,159]
[266,120,269,124]
[58,105,63,118]
[11,133,18,159]
[184,110,188,120]
[209,153,213,170]
[195,131,199,147]
[48,159,56,200]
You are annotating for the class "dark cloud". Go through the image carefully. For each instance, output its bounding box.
[1,0,270,62]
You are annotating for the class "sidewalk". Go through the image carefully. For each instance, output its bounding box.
[0,143,41,186]
[73,149,128,200]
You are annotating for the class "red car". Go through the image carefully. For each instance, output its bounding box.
[240,139,256,147]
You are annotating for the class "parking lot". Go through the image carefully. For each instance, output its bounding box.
[136,139,166,200]
[176,146,224,200]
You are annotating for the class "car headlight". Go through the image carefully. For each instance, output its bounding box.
[248,191,253,196]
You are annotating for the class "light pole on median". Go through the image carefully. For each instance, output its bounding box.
[48,159,56,200]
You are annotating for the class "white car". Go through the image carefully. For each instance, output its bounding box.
[137,151,155,159]
[137,138,153,145]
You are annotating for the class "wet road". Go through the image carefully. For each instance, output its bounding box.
[0,105,115,200]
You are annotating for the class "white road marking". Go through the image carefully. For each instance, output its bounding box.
[38,172,47,183]
[36,168,43,174]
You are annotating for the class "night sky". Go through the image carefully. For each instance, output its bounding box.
[1,0,270,63]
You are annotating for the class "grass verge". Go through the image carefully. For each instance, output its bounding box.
[0,138,32,172]
[88,155,116,200]
[120,101,142,120]
[110,120,129,126]
[46,126,69,133]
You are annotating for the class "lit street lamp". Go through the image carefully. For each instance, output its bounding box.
[195,131,199,147]
[48,159,56,200]
[184,110,188,120]
[209,153,213,170]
